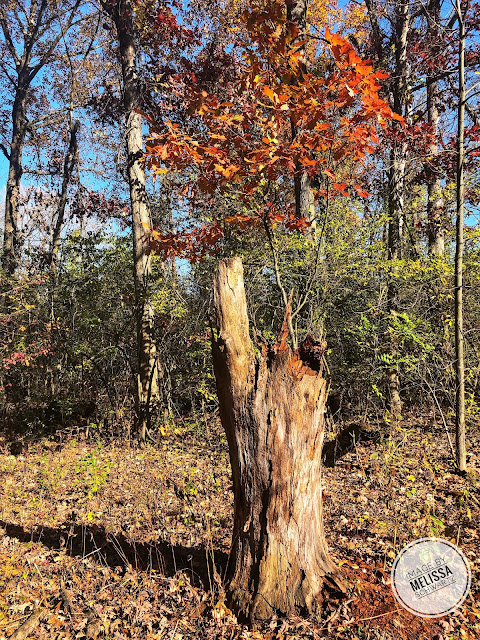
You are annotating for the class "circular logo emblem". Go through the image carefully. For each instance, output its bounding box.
[391,538,471,617]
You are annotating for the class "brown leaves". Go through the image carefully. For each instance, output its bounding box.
[1,417,480,639]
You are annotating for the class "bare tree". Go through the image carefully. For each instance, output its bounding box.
[0,0,83,277]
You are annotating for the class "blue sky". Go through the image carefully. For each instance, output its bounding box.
[0,156,8,186]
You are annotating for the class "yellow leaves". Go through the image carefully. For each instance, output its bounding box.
[159,424,169,437]
[288,50,303,70]
[272,24,282,40]
[263,85,277,103]
[211,600,234,621]
[0,556,22,579]
[214,163,240,179]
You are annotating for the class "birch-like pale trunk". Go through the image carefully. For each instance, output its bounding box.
[426,0,445,256]
[107,1,160,441]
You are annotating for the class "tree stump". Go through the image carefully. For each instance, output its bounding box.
[212,257,343,621]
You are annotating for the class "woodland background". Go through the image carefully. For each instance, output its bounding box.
[0,0,479,638]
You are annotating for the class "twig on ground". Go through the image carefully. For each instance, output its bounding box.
[9,605,46,640]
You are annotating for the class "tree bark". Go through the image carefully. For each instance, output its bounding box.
[108,0,160,441]
[212,257,343,620]
[455,0,466,471]
[3,72,28,277]
[385,0,409,420]
[286,0,316,226]
[426,0,445,256]
[386,143,404,420]
[50,119,80,268]
[365,0,410,419]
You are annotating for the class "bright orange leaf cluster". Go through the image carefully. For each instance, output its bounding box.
[144,0,402,260]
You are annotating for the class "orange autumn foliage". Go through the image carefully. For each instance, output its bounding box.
[144,0,402,260]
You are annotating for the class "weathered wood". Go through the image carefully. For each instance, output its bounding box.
[212,257,343,620]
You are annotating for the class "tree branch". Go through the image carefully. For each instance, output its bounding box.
[0,9,21,66]
[262,213,298,349]
[0,141,11,160]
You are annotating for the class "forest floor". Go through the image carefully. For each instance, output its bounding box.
[0,412,479,640]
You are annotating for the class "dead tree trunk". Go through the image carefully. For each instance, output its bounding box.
[212,257,342,620]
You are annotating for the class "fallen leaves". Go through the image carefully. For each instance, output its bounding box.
[0,415,479,639]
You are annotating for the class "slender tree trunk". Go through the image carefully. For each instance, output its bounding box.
[365,0,410,418]
[384,0,409,420]
[3,76,28,277]
[109,1,160,441]
[426,0,445,256]
[1,0,75,277]
[47,118,80,398]
[455,0,466,471]
[50,119,80,268]
[212,258,343,621]
[386,144,404,419]
[286,0,315,226]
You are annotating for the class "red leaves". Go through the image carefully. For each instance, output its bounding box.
[134,2,200,49]
[354,185,371,198]
[150,223,224,262]
[144,0,400,259]
[223,214,258,229]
